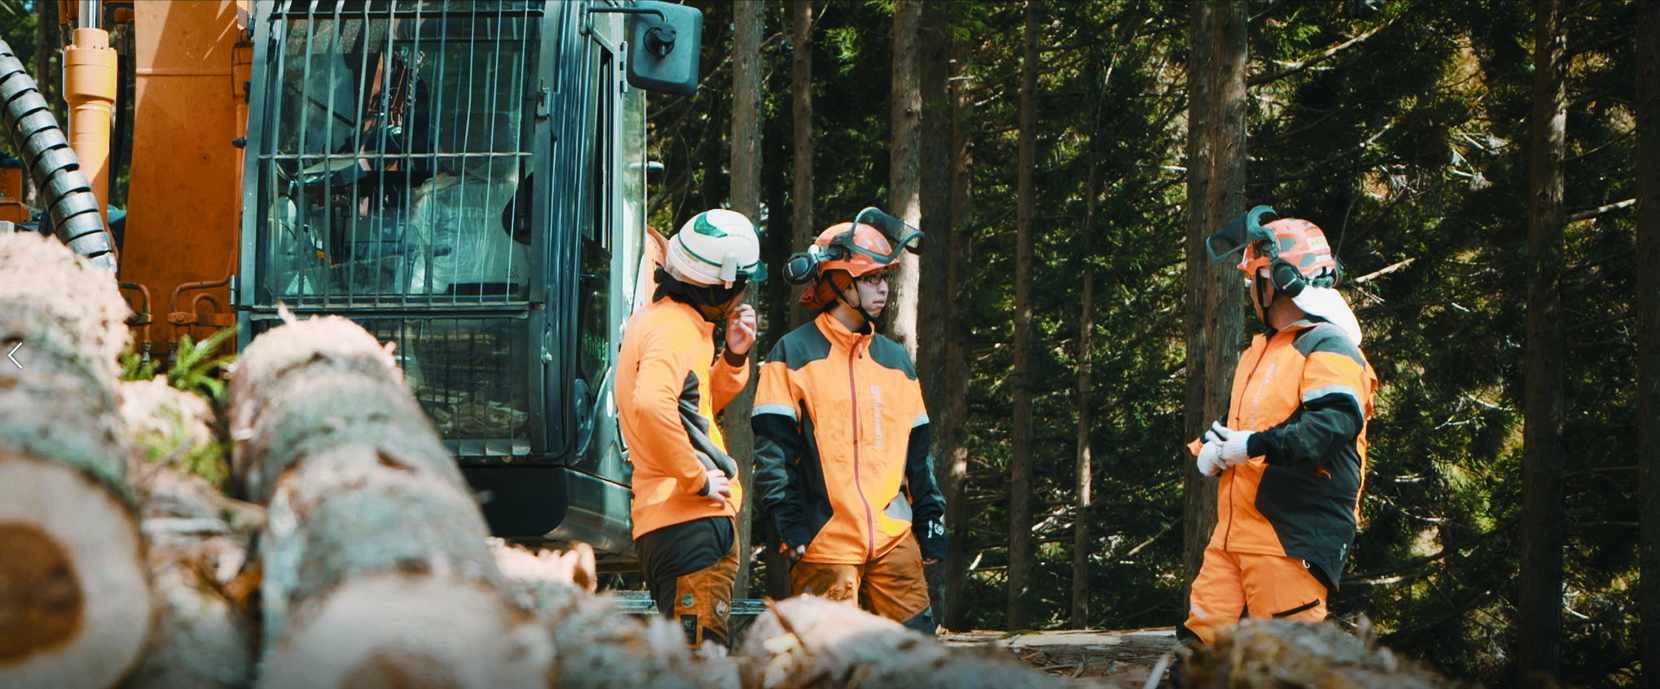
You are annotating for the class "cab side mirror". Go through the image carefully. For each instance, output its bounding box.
[626,1,703,95]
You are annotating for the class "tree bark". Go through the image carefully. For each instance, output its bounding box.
[917,0,953,626]
[886,0,923,357]
[1182,0,1247,606]
[789,0,816,331]
[1638,5,1660,685]
[1072,142,1098,631]
[940,24,976,633]
[0,233,154,689]
[1007,0,1040,632]
[727,0,766,603]
[1517,0,1568,682]
[227,318,550,689]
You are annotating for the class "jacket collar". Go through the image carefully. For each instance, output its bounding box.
[655,296,716,335]
[814,311,873,352]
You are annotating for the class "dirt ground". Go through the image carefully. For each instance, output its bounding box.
[940,627,1178,688]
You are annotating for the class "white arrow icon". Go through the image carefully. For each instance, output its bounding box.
[6,343,19,369]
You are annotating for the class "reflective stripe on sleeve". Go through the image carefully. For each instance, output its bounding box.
[752,403,798,420]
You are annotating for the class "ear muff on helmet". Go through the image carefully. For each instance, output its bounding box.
[1271,259,1307,298]
[783,244,827,285]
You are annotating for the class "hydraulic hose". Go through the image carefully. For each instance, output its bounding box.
[0,37,117,270]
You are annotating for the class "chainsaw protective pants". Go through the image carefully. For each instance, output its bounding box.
[1180,541,1328,645]
[790,530,933,632]
[636,515,739,648]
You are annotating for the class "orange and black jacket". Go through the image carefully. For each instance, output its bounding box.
[616,297,748,539]
[751,313,946,564]
[1196,319,1378,589]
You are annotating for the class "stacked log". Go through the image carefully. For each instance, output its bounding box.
[117,377,260,689]
[0,233,155,689]
[491,539,738,689]
[226,316,552,689]
[738,595,1080,689]
[1176,618,1465,689]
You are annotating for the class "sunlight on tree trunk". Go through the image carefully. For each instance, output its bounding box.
[918,0,954,625]
[726,0,765,603]
[1182,0,1246,604]
[887,0,922,356]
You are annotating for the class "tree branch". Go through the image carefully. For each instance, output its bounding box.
[1566,198,1635,222]
[1247,17,1398,87]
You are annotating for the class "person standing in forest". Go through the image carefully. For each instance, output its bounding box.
[616,209,764,648]
[751,210,946,632]
[1179,208,1379,654]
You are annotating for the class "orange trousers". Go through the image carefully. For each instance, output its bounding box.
[790,531,933,631]
[1182,542,1328,645]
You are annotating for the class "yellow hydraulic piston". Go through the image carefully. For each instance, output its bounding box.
[63,26,117,222]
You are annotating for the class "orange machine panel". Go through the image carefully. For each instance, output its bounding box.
[118,0,248,355]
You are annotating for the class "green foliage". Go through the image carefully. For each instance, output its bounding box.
[119,328,237,487]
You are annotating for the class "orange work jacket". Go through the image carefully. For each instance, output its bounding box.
[1195,319,1378,588]
[750,313,946,565]
[616,297,748,538]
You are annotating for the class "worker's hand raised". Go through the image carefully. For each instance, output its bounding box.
[726,303,757,357]
[705,469,733,506]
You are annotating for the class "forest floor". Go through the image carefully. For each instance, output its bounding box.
[941,627,1177,687]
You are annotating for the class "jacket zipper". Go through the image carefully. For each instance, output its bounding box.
[849,337,877,561]
[1223,336,1273,551]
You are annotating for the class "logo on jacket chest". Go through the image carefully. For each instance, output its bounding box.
[1246,362,1278,429]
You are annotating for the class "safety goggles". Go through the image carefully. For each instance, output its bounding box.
[1204,205,1280,264]
[830,207,925,263]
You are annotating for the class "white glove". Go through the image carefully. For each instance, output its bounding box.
[1196,440,1226,476]
[1205,421,1255,466]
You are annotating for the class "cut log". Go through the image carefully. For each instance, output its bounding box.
[123,469,259,689]
[1176,618,1462,689]
[490,540,737,689]
[226,317,551,689]
[0,233,154,689]
[738,596,1079,689]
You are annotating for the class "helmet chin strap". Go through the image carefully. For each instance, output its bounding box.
[1253,273,1279,329]
[829,277,879,330]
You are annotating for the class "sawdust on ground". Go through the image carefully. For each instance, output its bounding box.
[941,627,1178,687]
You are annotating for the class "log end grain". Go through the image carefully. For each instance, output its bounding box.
[0,456,154,689]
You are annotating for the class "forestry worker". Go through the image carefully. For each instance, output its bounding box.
[616,209,763,648]
[1180,207,1379,652]
[751,210,946,633]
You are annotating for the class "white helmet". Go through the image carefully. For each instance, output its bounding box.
[664,209,766,287]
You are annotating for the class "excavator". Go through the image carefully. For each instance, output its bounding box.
[0,0,704,567]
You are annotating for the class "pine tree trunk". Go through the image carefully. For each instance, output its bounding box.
[227,318,551,689]
[1517,1,1568,681]
[1182,0,1247,604]
[917,0,953,625]
[789,0,816,331]
[886,0,923,357]
[1637,5,1660,684]
[0,233,154,689]
[727,0,766,602]
[941,27,976,633]
[1007,0,1040,632]
[1072,151,1098,631]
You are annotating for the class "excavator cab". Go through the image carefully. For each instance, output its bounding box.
[236,0,700,563]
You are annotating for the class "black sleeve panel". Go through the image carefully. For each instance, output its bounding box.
[1255,392,1364,469]
[905,423,947,561]
[752,412,812,548]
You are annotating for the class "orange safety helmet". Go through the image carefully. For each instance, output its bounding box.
[1208,206,1340,297]
[786,207,923,310]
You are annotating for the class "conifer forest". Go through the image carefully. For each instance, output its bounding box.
[647,1,1658,686]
